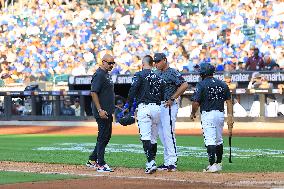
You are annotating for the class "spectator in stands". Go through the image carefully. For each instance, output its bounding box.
[181,66,189,73]
[263,53,279,70]
[114,99,125,123]
[248,72,264,90]
[12,98,25,115]
[224,61,235,72]
[223,71,245,117]
[247,72,263,117]
[224,72,238,90]
[245,47,265,71]
[151,0,162,20]
[248,72,275,117]
[0,0,284,82]
[166,3,181,20]
[0,0,5,9]
[71,97,86,116]
[215,58,224,71]
[259,76,273,89]
[278,99,284,117]
[61,98,75,116]
[133,4,143,25]
[71,61,87,76]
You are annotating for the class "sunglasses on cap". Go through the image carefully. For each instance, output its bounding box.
[103,60,115,65]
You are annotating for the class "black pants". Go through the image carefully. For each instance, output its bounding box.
[89,115,113,166]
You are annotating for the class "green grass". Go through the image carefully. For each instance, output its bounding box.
[0,135,283,172]
[0,171,81,185]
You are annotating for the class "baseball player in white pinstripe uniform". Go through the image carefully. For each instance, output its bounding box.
[153,53,189,172]
[190,63,234,173]
[127,55,165,174]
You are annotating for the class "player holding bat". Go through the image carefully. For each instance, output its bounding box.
[190,63,234,173]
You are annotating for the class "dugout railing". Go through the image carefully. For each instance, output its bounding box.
[0,89,283,122]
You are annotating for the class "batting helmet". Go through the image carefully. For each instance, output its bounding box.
[118,113,135,126]
[198,63,215,76]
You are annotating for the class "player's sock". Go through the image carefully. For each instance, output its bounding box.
[151,143,157,160]
[142,140,153,162]
[206,145,216,165]
[216,144,223,163]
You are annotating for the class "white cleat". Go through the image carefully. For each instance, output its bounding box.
[215,163,222,172]
[203,163,219,173]
[145,160,157,174]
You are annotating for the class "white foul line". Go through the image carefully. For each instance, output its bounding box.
[1,168,283,188]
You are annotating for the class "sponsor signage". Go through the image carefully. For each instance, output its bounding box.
[38,91,50,95]
[71,71,284,85]
[66,91,79,95]
[74,76,92,85]
[0,89,281,96]
[52,91,60,95]
[9,92,22,96]
[81,91,91,95]
[23,91,32,95]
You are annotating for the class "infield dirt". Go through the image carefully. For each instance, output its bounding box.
[0,161,283,189]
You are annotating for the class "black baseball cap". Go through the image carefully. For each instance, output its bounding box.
[153,53,166,62]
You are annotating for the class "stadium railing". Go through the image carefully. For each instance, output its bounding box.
[0,89,283,122]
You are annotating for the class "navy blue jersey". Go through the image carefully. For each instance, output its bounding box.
[128,69,165,105]
[155,68,186,101]
[191,77,231,112]
[91,68,115,118]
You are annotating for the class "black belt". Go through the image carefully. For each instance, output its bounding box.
[203,110,224,112]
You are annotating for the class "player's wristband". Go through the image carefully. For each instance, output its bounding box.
[98,108,103,113]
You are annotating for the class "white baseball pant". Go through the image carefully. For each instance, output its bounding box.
[200,110,224,146]
[137,103,161,143]
[158,102,178,166]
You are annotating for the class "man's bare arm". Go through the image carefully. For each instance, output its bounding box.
[171,82,189,99]
[190,101,200,120]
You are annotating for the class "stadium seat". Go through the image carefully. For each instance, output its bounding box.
[87,0,104,5]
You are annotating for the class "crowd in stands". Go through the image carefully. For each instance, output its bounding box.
[0,0,283,85]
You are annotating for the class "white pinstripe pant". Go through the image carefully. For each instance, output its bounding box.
[158,102,178,166]
[201,110,224,146]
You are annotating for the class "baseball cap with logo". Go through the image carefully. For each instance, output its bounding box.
[153,53,166,62]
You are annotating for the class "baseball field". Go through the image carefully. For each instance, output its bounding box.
[0,121,283,189]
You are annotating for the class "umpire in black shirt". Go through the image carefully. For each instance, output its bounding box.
[86,54,115,173]
[127,55,165,174]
